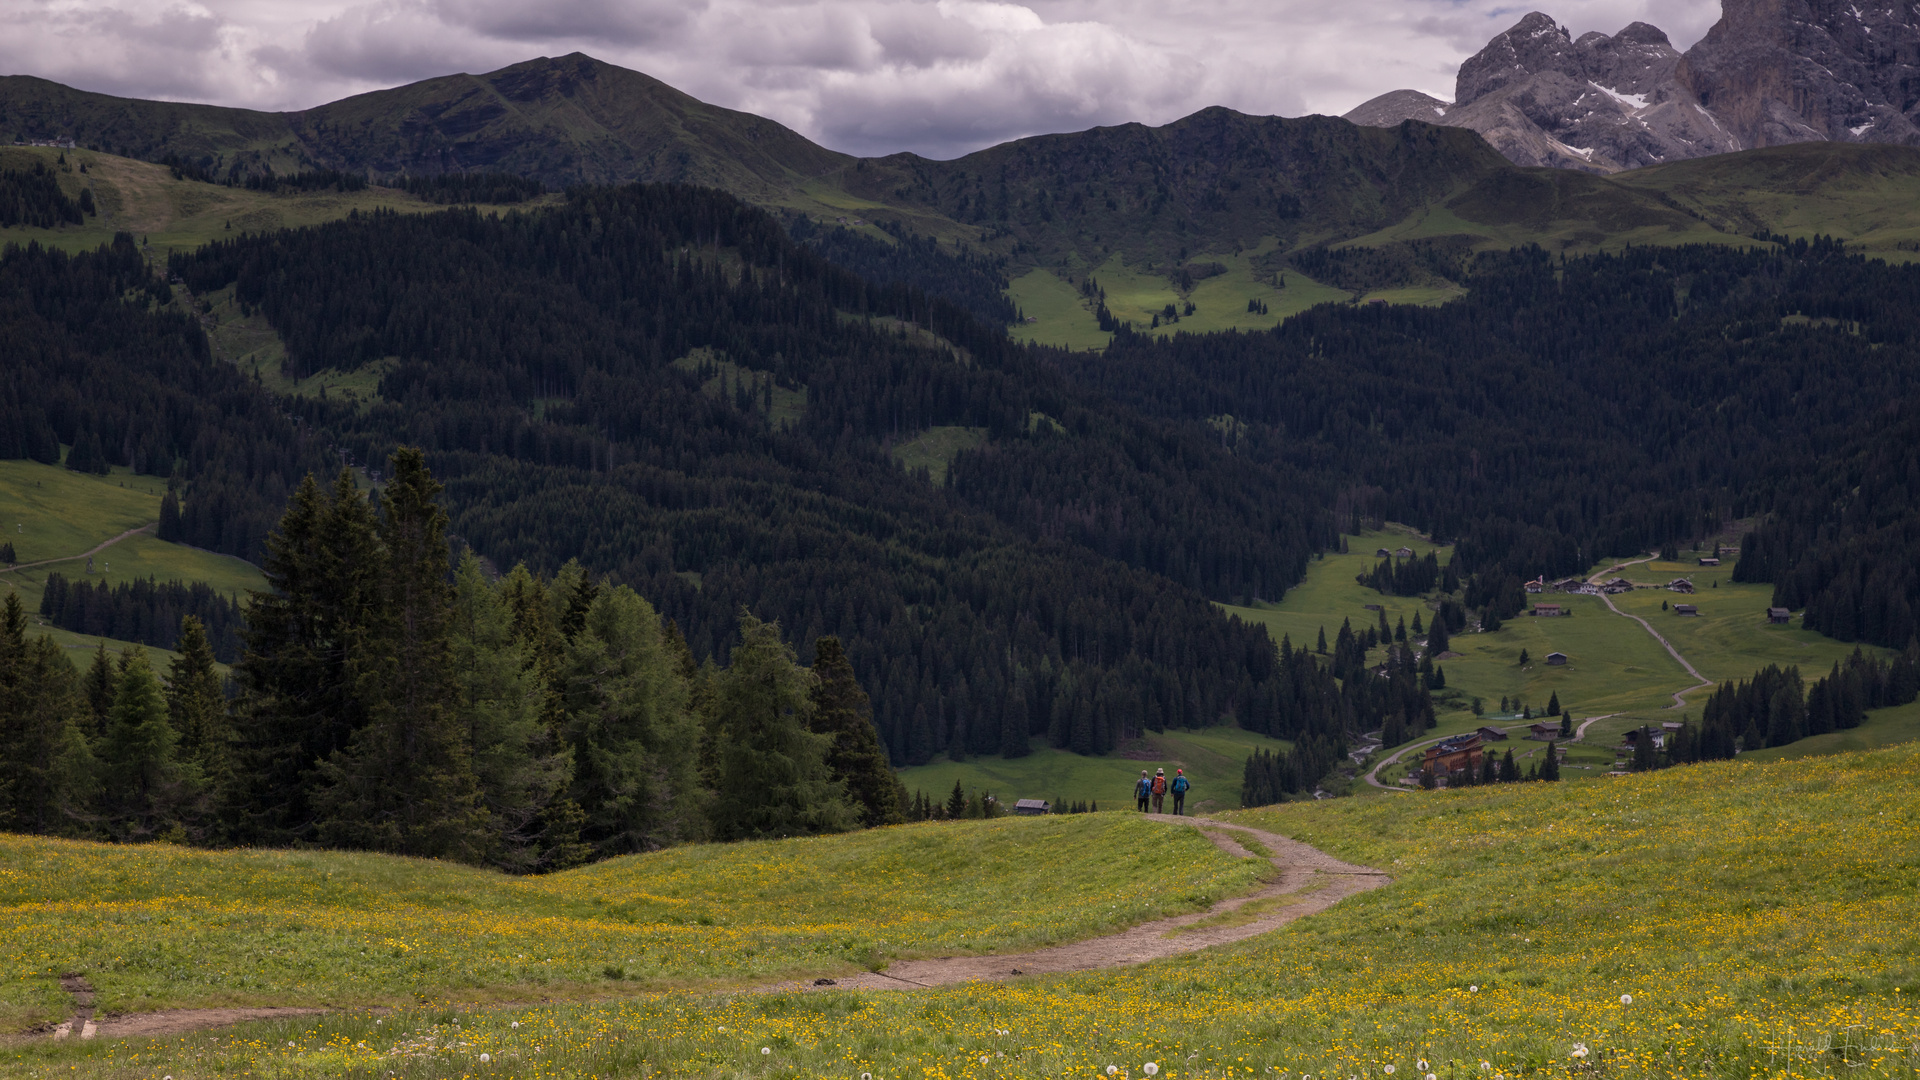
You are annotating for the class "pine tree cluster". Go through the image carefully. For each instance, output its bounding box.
[0,451,901,867]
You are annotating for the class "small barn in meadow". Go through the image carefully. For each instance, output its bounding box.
[1532,603,1565,617]
[1668,578,1696,593]
[1014,799,1051,816]
[1768,607,1791,624]
[1477,725,1509,741]
[1698,556,1721,566]
[1674,603,1698,616]
[1546,651,1568,665]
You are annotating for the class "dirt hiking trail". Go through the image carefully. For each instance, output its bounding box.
[769,816,1388,992]
[22,817,1385,1041]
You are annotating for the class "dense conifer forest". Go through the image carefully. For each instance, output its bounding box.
[169,186,1348,768]
[7,179,1920,831]
[39,573,245,661]
[1045,240,1920,648]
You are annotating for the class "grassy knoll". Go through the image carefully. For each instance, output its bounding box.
[890,426,986,485]
[669,348,808,430]
[897,727,1288,816]
[0,458,164,567]
[1009,244,1353,350]
[0,457,265,670]
[0,146,556,261]
[18,745,1917,1079]
[1222,527,1910,785]
[0,814,1259,1031]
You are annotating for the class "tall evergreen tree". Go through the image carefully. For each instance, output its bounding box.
[559,579,707,855]
[315,448,488,861]
[808,636,903,828]
[166,616,230,800]
[707,613,855,840]
[0,593,91,834]
[448,553,574,871]
[232,470,378,842]
[82,642,115,735]
[98,650,199,840]
[999,681,1030,758]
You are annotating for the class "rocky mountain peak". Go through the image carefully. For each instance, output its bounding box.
[1455,13,1578,105]
[1347,0,1919,172]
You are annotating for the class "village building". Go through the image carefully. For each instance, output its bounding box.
[1477,725,1509,741]
[1667,578,1696,593]
[1528,720,1562,739]
[1422,732,1484,779]
[1532,603,1565,617]
[1602,578,1633,594]
[1396,547,1415,558]
[1525,577,1545,593]
[1768,607,1791,624]
[1376,548,1392,557]
[1674,603,1698,616]
[1014,799,1052,816]
[1698,556,1721,566]
[1546,651,1568,665]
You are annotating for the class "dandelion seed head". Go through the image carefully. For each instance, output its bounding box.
[1109,1067,1120,1076]
[1145,1064,1160,1076]
[1620,993,1634,1004]
[479,1053,491,1063]
[1384,1067,1396,1075]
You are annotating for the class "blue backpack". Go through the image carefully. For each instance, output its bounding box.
[1171,774,1189,793]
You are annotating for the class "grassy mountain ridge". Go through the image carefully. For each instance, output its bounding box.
[0,55,849,195]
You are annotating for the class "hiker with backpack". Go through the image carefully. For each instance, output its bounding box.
[1170,768,1189,815]
[1134,770,1152,812]
[1150,768,1168,813]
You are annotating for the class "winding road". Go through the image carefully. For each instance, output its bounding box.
[1586,555,1715,709]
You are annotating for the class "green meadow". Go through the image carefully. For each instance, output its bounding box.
[1009,241,1354,350]
[9,744,1916,1079]
[896,726,1289,816]
[0,457,265,670]
[1221,527,1907,787]
[889,426,986,485]
[0,146,556,261]
[0,814,1259,1031]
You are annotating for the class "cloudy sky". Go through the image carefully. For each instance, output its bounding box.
[3,0,1722,159]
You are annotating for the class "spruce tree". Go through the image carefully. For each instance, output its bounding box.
[99,651,199,840]
[999,682,1030,758]
[808,636,903,828]
[707,612,855,840]
[1560,709,1573,737]
[232,470,378,843]
[316,448,487,861]
[0,592,94,834]
[448,553,574,871]
[1542,741,1561,781]
[945,777,968,819]
[82,642,115,735]
[1427,616,1450,656]
[167,618,229,777]
[561,582,707,855]
[1546,691,1561,715]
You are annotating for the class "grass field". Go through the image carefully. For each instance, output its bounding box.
[1009,241,1354,350]
[1220,527,1909,784]
[0,814,1261,1032]
[0,146,557,262]
[0,457,265,670]
[889,426,987,485]
[897,727,1290,816]
[12,743,1914,1078]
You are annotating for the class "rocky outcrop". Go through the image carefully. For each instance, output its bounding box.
[1683,0,1920,148]
[1346,0,1920,171]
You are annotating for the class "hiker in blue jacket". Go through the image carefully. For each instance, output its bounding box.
[1170,768,1190,815]
[1134,770,1152,812]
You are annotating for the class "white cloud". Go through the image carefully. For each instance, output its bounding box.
[0,0,1725,158]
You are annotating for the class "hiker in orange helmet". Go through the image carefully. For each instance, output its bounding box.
[1150,768,1167,813]
[1170,768,1189,815]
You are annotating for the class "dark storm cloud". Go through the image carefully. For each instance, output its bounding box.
[0,0,1726,158]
